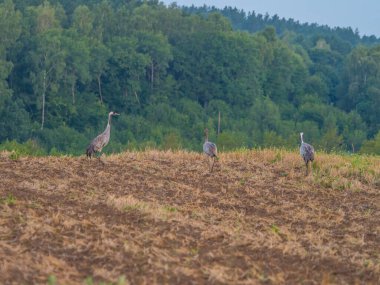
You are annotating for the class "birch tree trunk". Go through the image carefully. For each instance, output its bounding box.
[97,74,103,104]
[41,70,46,130]
[71,81,75,104]
[151,61,154,89]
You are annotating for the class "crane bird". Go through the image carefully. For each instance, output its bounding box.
[300,132,315,176]
[86,111,120,160]
[203,128,218,172]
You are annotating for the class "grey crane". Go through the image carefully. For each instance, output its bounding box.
[300,132,315,176]
[203,128,218,172]
[86,111,120,159]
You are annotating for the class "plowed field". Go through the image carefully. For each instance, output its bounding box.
[0,150,379,284]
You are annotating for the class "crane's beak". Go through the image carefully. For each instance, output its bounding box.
[114,112,120,116]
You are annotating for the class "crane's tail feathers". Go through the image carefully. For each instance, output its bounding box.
[86,144,95,158]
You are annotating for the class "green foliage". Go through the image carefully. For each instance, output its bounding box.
[37,125,87,155]
[319,127,343,152]
[0,0,378,154]
[162,132,182,150]
[0,139,46,157]
[0,97,34,142]
[249,96,281,133]
[0,0,21,97]
[217,131,248,151]
[360,132,380,155]
[262,131,288,148]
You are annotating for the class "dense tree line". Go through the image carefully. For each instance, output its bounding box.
[0,0,379,155]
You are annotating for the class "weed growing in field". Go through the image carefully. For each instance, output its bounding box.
[312,160,321,173]
[270,151,283,164]
[258,273,269,282]
[270,224,280,234]
[163,205,177,212]
[9,151,20,160]
[362,208,374,217]
[189,247,199,256]
[1,194,16,206]
[124,204,145,212]
[349,155,370,175]
[313,173,331,188]
[269,223,289,241]
[112,195,148,212]
[334,179,352,191]
[84,275,127,285]
[84,276,94,284]
[47,275,57,285]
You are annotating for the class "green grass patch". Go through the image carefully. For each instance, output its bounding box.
[84,275,127,285]
[1,194,16,206]
[163,205,178,212]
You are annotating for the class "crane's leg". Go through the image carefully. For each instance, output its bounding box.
[309,161,313,175]
[97,152,105,165]
[205,155,210,171]
[210,157,215,173]
[86,150,93,161]
[305,161,309,176]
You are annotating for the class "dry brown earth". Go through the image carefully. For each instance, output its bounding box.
[0,149,379,284]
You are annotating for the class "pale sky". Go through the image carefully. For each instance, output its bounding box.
[161,0,380,37]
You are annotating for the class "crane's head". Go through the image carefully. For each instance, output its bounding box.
[110,111,120,116]
[300,132,304,137]
[204,128,209,135]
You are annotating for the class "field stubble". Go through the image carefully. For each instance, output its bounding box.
[0,149,379,284]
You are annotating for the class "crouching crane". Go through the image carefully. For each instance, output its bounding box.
[203,128,218,172]
[86,111,120,159]
[300,132,315,176]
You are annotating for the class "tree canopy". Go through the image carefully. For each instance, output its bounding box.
[0,0,380,155]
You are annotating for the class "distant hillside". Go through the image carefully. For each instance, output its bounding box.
[182,5,380,48]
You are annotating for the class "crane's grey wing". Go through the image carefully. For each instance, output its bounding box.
[90,134,106,152]
[308,144,315,161]
[301,143,314,162]
[204,141,217,157]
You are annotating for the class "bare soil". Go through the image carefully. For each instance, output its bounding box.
[0,150,379,284]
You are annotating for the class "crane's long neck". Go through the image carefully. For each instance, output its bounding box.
[205,132,209,142]
[108,113,112,126]
[300,133,304,144]
[104,114,112,134]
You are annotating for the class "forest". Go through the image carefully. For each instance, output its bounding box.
[0,0,379,155]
